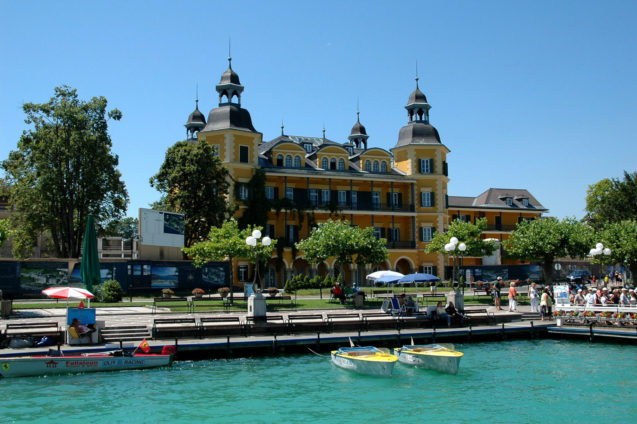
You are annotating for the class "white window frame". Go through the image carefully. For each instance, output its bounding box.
[372,191,380,208]
[285,187,294,200]
[392,192,399,207]
[309,189,318,206]
[422,265,434,275]
[421,227,433,242]
[373,227,382,240]
[265,187,275,200]
[321,189,330,204]
[294,156,301,168]
[338,190,347,206]
[421,191,433,207]
[338,158,345,170]
[351,191,357,209]
[239,184,249,200]
[322,157,328,169]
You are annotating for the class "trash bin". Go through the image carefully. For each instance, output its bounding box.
[353,293,364,308]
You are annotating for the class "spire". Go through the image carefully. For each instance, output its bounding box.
[185,85,206,140]
[322,125,326,141]
[415,60,419,88]
[281,120,284,136]
[349,105,369,150]
[228,38,232,69]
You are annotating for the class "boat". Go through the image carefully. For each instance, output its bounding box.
[330,346,398,377]
[394,343,463,375]
[0,347,175,378]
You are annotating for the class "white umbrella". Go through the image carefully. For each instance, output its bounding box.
[366,270,404,281]
[42,286,95,307]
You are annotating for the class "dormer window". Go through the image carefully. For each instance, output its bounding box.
[521,198,529,207]
[505,197,513,206]
[303,142,313,153]
[338,158,345,171]
[294,156,301,168]
[322,157,328,169]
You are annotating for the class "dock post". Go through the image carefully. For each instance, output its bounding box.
[316,332,320,350]
[272,335,277,354]
[501,322,506,340]
[589,323,594,343]
[530,321,535,339]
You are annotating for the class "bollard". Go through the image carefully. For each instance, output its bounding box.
[589,323,594,343]
[316,332,320,350]
[501,322,506,340]
[530,321,535,339]
[272,335,277,354]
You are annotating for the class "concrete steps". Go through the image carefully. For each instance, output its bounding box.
[101,325,151,343]
[522,312,541,320]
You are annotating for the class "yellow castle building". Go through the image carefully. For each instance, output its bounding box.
[185,59,547,287]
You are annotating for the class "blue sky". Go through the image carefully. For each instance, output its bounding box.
[1,1,635,220]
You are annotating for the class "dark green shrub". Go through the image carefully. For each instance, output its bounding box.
[97,279,123,303]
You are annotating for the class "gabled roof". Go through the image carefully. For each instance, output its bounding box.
[448,188,547,211]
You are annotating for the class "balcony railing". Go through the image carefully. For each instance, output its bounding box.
[305,201,415,213]
[485,224,517,232]
[386,241,416,249]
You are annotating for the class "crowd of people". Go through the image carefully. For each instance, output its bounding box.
[571,286,637,307]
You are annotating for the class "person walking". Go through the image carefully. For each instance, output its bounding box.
[493,276,503,310]
[529,282,539,312]
[508,281,518,312]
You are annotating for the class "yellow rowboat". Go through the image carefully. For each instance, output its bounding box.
[331,346,398,377]
[394,344,463,375]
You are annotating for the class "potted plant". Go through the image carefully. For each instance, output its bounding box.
[218,287,230,298]
[266,287,279,298]
[161,288,174,299]
[192,288,205,298]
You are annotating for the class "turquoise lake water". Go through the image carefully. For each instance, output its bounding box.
[1,340,636,423]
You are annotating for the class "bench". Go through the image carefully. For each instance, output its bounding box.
[245,315,288,335]
[371,289,394,298]
[152,318,199,339]
[287,314,326,334]
[473,290,491,298]
[326,313,363,332]
[191,297,227,311]
[152,297,192,314]
[200,316,245,337]
[420,293,447,305]
[4,322,63,341]
[265,295,293,305]
[463,308,495,324]
[361,312,399,331]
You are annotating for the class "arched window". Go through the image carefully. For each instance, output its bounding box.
[365,160,371,172]
[285,155,292,168]
[338,158,345,170]
[322,157,328,169]
[330,158,337,170]
[276,154,283,166]
[373,161,379,173]
[294,156,301,168]
[381,161,387,173]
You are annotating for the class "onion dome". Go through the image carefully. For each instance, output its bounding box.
[395,77,441,147]
[185,99,206,139]
[348,111,369,149]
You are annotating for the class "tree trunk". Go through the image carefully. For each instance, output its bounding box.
[543,259,554,284]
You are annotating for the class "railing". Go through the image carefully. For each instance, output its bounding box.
[386,241,416,249]
[306,201,415,213]
[485,224,517,232]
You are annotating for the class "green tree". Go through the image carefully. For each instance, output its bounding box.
[504,217,593,283]
[1,86,127,258]
[183,219,277,298]
[585,171,637,230]
[599,220,637,280]
[99,216,138,240]
[150,139,234,248]
[426,218,498,289]
[296,219,388,282]
[0,219,11,248]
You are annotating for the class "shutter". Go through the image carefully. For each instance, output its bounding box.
[380,228,386,239]
[395,228,400,241]
[418,159,424,173]
[398,193,403,207]
[274,187,279,199]
[420,192,425,207]
[432,266,437,276]
[420,227,424,242]
[294,226,299,243]
[429,158,434,174]
[386,192,391,206]
[430,192,435,207]
[432,227,436,238]
[445,194,449,209]
[443,161,448,176]
[418,266,424,273]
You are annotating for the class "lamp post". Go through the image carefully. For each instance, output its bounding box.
[445,237,467,310]
[245,229,271,320]
[245,229,272,293]
[590,242,611,283]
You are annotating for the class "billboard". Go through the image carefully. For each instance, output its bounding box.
[139,208,185,247]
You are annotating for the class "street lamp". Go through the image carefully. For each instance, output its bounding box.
[590,242,611,282]
[444,238,467,293]
[245,229,272,293]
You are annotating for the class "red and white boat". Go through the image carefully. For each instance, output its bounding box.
[0,346,175,378]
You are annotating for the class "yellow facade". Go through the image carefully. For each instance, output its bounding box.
[186,62,546,287]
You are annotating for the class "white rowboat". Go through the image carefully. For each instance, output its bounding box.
[331,346,398,377]
[0,350,174,378]
[394,344,463,375]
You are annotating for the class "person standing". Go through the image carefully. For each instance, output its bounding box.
[540,288,553,321]
[493,276,503,310]
[508,281,518,312]
[529,282,539,312]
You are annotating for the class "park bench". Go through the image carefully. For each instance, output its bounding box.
[420,293,447,305]
[287,314,327,334]
[371,289,394,298]
[361,312,400,331]
[200,316,245,337]
[265,295,293,305]
[4,322,63,341]
[152,317,199,339]
[463,308,495,324]
[245,315,288,335]
[152,297,192,314]
[326,313,363,332]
